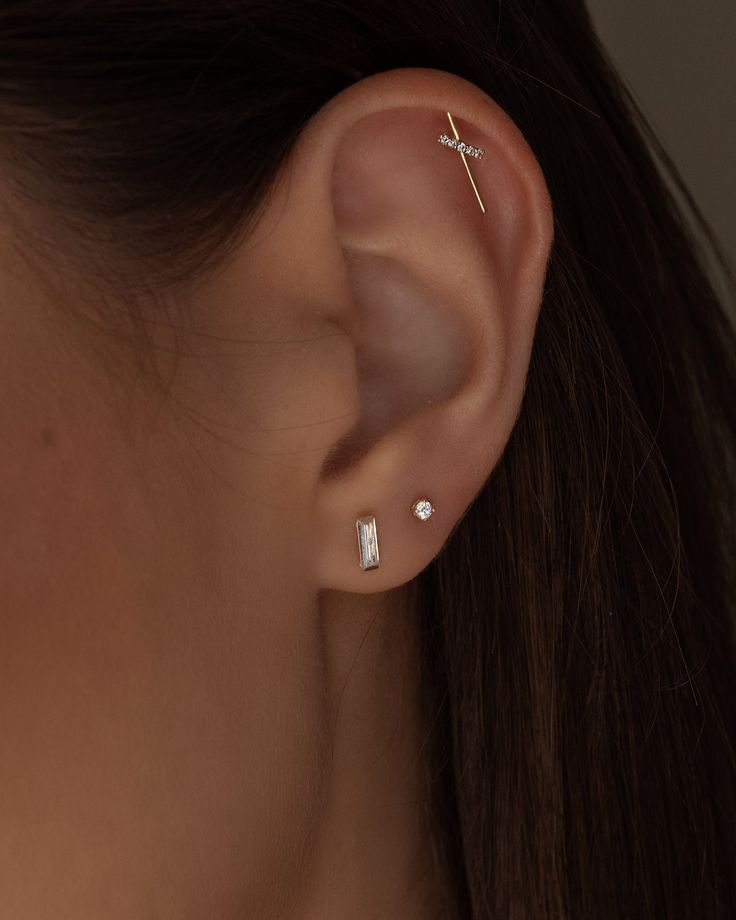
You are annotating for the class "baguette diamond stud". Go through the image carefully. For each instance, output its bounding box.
[412,499,435,521]
[356,515,380,570]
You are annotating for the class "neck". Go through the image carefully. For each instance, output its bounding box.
[299,587,447,920]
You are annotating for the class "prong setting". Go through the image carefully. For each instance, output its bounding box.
[412,499,435,521]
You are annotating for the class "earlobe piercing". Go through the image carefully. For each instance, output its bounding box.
[355,501,434,570]
[437,111,487,214]
[412,498,435,521]
[356,514,380,570]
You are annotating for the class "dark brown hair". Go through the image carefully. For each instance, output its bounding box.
[1,2,734,917]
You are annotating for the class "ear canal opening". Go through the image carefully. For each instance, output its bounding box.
[319,250,473,479]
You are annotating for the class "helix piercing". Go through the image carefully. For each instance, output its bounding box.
[437,111,486,214]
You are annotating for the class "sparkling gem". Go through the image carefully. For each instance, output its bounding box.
[356,515,380,570]
[437,133,485,159]
[412,499,434,521]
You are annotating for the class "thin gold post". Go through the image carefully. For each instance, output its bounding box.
[446,111,486,214]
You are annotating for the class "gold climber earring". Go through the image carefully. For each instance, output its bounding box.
[437,111,486,214]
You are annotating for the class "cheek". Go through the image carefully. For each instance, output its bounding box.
[0,391,326,913]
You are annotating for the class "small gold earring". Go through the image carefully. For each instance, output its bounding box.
[356,514,380,570]
[436,111,486,214]
[412,499,435,521]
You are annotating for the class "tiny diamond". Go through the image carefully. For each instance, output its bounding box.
[356,515,380,569]
[437,133,485,159]
[412,499,434,521]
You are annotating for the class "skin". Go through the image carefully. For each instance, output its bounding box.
[0,68,552,919]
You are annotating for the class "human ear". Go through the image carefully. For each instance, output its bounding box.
[232,67,553,593]
[306,68,553,592]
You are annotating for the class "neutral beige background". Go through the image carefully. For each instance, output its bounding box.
[589,0,735,271]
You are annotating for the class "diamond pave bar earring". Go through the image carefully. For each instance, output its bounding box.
[437,110,486,214]
[356,515,380,570]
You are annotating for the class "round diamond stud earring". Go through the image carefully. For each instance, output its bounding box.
[412,498,434,521]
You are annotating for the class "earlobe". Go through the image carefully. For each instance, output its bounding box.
[298,68,553,594]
